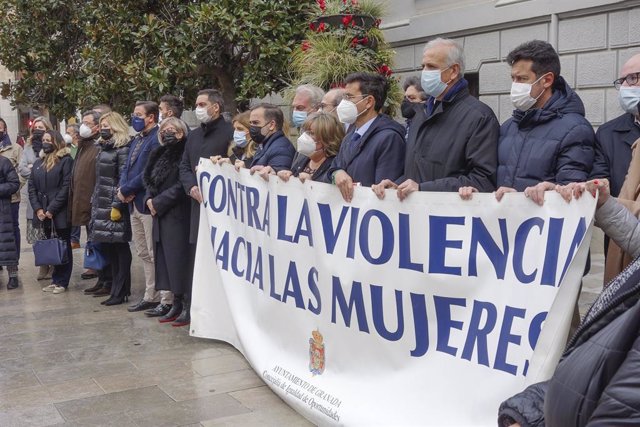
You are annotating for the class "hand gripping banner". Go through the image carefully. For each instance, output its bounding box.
[191,161,595,426]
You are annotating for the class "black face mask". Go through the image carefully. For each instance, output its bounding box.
[100,129,113,141]
[42,143,55,154]
[0,131,5,141]
[249,124,268,144]
[400,99,418,119]
[32,129,45,142]
[162,131,179,145]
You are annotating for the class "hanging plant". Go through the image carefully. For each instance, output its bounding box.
[288,0,401,113]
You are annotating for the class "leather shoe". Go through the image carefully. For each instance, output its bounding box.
[127,300,159,312]
[6,277,18,290]
[104,295,128,306]
[83,282,103,294]
[145,304,172,317]
[81,270,98,280]
[92,287,111,297]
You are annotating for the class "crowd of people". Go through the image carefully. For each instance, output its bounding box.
[0,36,639,423]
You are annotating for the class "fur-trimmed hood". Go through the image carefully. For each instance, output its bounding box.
[39,146,71,159]
[143,138,186,194]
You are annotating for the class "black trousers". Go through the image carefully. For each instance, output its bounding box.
[102,242,132,299]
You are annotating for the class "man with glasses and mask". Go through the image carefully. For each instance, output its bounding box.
[591,54,640,282]
[69,110,103,284]
[319,88,346,116]
[373,38,499,201]
[328,72,406,203]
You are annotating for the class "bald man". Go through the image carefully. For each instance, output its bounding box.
[591,54,640,198]
[319,88,345,116]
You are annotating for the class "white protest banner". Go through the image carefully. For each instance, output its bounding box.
[190,161,595,426]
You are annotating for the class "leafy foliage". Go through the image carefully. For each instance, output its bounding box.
[0,0,314,118]
[290,0,401,112]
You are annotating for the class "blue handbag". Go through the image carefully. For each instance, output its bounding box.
[83,241,109,271]
[33,222,69,266]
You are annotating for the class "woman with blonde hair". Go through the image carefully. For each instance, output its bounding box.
[28,130,73,294]
[19,116,54,280]
[228,111,257,166]
[277,112,344,183]
[89,112,132,305]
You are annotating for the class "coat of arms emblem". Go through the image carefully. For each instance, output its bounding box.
[309,329,325,375]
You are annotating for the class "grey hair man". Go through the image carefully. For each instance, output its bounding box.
[291,84,325,128]
[373,37,499,199]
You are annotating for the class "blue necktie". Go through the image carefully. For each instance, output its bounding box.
[348,132,362,157]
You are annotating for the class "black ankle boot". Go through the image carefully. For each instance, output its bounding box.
[6,277,18,290]
[172,300,190,327]
[159,295,182,323]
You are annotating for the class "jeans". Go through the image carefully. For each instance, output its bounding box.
[43,224,73,288]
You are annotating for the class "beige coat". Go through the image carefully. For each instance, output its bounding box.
[0,142,24,204]
[604,137,640,284]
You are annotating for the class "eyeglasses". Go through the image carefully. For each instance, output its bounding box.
[343,93,369,102]
[614,72,640,90]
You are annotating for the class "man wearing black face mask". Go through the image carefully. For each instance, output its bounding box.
[245,103,295,178]
[400,76,427,140]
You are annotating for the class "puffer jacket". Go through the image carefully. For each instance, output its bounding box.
[0,156,20,265]
[497,76,595,191]
[498,197,640,427]
[89,139,131,243]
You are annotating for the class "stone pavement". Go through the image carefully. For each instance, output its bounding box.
[0,193,311,427]
[0,193,606,426]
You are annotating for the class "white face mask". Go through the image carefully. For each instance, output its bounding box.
[296,132,319,157]
[618,86,640,115]
[158,112,164,123]
[63,134,73,145]
[195,106,212,123]
[336,97,367,125]
[510,74,546,111]
[79,123,93,139]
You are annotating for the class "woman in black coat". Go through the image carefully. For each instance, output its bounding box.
[499,179,640,427]
[89,112,132,306]
[144,117,191,326]
[28,130,73,294]
[0,155,20,289]
[276,112,344,183]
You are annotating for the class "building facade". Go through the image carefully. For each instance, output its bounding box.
[385,0,640,125]
[0,65,19,141]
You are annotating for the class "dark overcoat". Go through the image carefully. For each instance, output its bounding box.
[179,116,233,243]
[144,139,191,295]
[28,148,73,230]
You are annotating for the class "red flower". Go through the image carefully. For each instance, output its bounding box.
[350,36,358,47]
[317,0,326,11]
[342,15,353,26]
[361,36,369,45]
[317,22,326,32]
[309,22,316,31]
[301,41,311,52]
[378,64,392,76]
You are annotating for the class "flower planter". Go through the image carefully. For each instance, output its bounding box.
[312,14,376,30]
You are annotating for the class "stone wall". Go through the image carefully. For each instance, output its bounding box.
[387,1,640,126]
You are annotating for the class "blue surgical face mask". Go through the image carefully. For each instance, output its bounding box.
[292,111,308,128]
[421,66,451,98]
[131,115,146,132]
[233,130,248,148]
